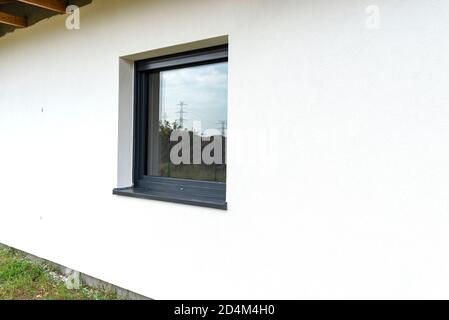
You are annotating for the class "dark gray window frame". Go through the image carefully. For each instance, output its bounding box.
[114,46,228,210]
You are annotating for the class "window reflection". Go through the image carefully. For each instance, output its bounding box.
[147,62,228,183]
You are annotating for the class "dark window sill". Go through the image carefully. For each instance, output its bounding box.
[113,187,228,210]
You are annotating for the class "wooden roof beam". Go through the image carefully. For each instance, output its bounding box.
[0,11,27,28]
[17,0,67,14]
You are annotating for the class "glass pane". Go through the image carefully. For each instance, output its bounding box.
[147,62,228,182]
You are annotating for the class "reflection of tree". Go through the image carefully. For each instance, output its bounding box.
[158,121,226,182]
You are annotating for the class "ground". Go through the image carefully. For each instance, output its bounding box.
[0,249,118,300]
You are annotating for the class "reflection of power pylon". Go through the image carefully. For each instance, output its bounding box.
[217,120,227,136]
[176,101,188,128]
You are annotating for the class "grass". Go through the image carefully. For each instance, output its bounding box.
[0,248,118,300]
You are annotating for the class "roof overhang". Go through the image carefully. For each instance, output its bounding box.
[0,0,92,38]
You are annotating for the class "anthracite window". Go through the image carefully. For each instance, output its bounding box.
[114,46,228,210]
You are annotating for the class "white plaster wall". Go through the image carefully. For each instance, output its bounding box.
[1,0,449,299]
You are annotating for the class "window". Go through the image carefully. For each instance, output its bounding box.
[114,46,228,210]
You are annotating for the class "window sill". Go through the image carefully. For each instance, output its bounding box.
[113,187,228,210]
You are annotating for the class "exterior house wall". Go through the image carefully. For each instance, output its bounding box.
[0,0,449,299]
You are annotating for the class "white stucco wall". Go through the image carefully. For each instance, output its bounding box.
[1,0,449,299]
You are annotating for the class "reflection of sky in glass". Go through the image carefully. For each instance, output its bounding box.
[160,62,228,136]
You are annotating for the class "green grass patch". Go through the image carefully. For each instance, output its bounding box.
[0,249,118,300]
